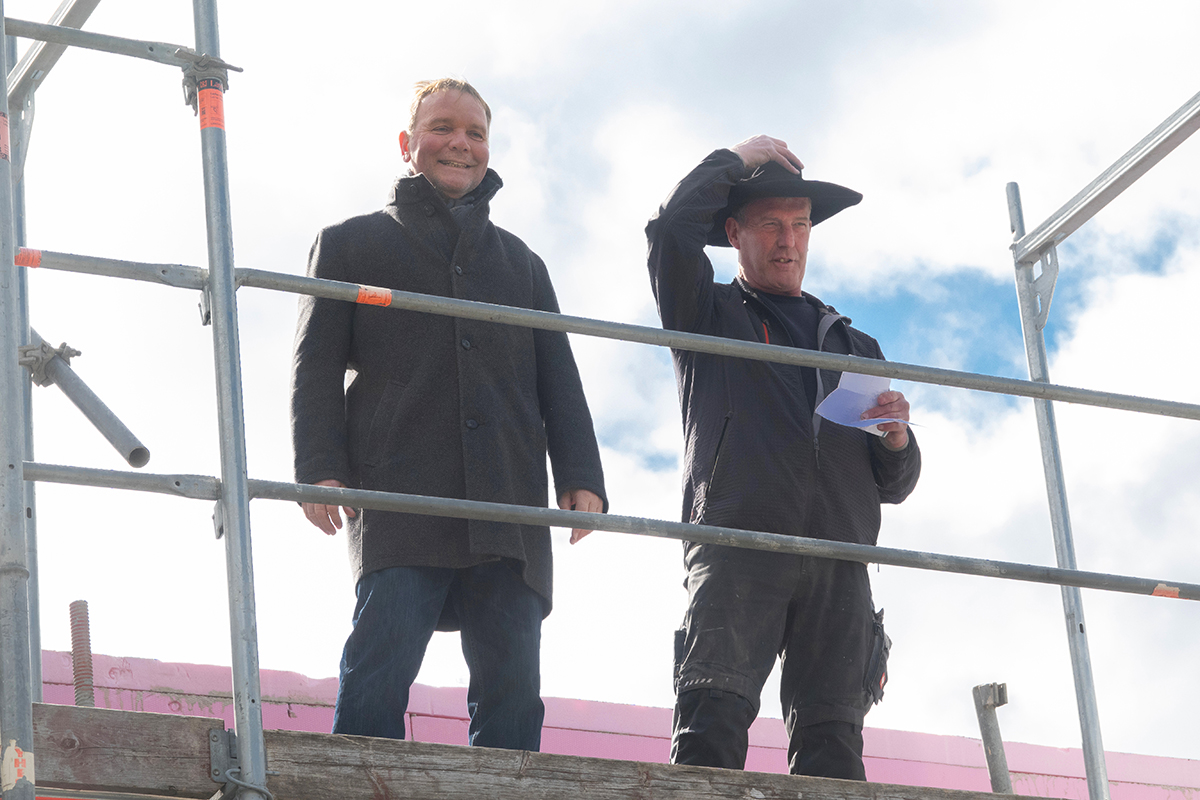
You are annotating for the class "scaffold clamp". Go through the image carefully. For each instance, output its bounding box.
[180,49,244,115]
[17,340,81,387]
[209,728,276,800]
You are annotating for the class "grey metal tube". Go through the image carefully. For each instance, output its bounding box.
[21,248,206,289]
[1009,185,1110,800]
[24,250,1200,423]
[0,7,38,799]
[1012,88,1200,265]
[21,462,1200,602]
[972,683,1013,793]
[28,328,150,468]
[192,2,268,798]
[6,0,103,106]
[4,17,196,69]
[23,462,219,500]
[8,28,40,701]
[238,267,1200,423]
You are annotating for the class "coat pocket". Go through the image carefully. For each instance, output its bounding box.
[359,379,406,468]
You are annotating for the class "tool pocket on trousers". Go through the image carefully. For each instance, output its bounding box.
[863,608,891,706]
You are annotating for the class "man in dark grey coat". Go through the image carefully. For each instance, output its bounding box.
[291,78,606,750]
[647,135,920,779]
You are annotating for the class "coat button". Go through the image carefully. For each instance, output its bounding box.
[423,203,435,216]
[465,419,479,430]
[461,338,472,350]
[453,265,463,275]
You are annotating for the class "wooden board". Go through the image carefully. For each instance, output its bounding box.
[32,704,1046,800]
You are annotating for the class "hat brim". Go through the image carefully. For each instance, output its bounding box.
[707,162,863,247]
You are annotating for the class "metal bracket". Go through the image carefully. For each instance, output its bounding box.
[212,501,226,540]
[1031,245,1060,331]
[208,728,238,785]
[199,286,213,326]
[208,728,276,800]
[973,681,1008,709]
[180,49,243,114]
[17,340,81,387]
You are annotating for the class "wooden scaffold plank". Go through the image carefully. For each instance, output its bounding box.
[33,704,1046,800]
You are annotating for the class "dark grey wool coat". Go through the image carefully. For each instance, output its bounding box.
[291,169,607,621]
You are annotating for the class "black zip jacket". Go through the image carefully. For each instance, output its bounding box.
[646,149,920,545]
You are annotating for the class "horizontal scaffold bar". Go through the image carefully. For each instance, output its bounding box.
[239,267,1200,423]
[3,16,235,71]
[25,248,1200,422]
[26,247,1200,422]
[24,461,1200,602]
[18,248,208,289]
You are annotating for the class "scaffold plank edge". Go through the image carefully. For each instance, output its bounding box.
[32,704,1042,800]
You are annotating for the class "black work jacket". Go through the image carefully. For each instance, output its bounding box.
[291,170,606,616]
[646,149,920,545]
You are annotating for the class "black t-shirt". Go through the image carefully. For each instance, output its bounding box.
[757,291,820,410]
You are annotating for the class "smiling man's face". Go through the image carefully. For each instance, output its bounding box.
[725,196,813,296]
[399,89,490,200]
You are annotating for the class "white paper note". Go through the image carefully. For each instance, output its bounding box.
[814,372,908,436]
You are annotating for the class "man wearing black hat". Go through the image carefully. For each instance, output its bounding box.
[646,135,921,780]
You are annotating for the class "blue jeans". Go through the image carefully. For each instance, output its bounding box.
[332,561,545,750]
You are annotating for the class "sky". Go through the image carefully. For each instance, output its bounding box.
[7,0,1200,767]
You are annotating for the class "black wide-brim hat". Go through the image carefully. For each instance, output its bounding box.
[708,161,863,247]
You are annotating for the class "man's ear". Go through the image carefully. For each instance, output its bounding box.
[398,130,412,162]
[725,216,741,249]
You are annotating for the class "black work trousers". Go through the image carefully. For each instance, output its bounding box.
[670,543,876,779]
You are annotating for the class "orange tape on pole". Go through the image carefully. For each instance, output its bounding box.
[15,248,41,267]
[356,286,392,306]
[1152,584,1181,598]
[197,77,226,131]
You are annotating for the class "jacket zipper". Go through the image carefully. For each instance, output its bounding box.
[699,412,733,523]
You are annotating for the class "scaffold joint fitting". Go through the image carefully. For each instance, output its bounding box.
[18,340,81,387]
[180,50,244,114]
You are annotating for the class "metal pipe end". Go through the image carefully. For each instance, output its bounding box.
[126,446,151,469]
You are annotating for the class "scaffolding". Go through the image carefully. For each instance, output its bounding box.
[0,2,1198,799]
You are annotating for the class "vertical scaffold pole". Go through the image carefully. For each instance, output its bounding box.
[0,7,37,800]
[6,32,40,707]
[191,1,269,797]
[1007,183,1110,800]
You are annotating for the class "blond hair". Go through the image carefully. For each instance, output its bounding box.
[408,78,492,133]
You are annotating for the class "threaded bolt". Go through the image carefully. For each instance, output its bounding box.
[69,600,95,707]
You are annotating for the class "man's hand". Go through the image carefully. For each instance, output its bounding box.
[303,478,357,536]
[558,488,604,544]
[862,390,910,451]
[731,134,804,174]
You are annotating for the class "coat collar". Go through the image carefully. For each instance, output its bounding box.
[388,168,504,209]
[733,275,851,326]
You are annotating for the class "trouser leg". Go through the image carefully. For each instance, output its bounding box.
[333,566,452,738]
[790,721,866,779]
[779,558,874,779]
[670,543,798,769]
[455,560,545,751]
[672,688,758,769]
